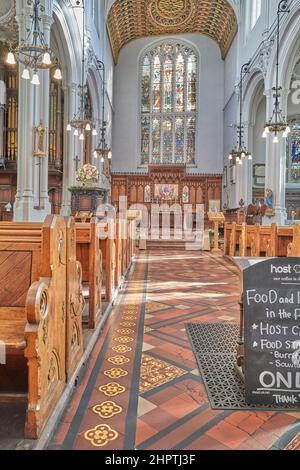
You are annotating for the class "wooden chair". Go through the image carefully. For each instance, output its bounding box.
[0,215,67,438]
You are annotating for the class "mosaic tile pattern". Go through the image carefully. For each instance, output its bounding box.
[52,251,300,451]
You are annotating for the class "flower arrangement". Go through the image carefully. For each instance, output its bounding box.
[76,164,99,186]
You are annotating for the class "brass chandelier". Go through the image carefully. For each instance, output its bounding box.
[94,60,112,171]
[262,0,290,143]
[228,62,252,165]
[66,0,97,140]
[6,0,62,85]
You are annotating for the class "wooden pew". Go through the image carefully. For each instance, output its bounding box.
[114,220,123,289]
[287,224,300,256]
[75,220,102,329]
[99,231,115,304]
[65,218,84,378]
[0,217,84,380]
[0,215,66,438]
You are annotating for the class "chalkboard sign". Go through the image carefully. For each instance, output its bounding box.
[244,258,300,407]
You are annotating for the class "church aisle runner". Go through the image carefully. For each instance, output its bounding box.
[52,251,300,451]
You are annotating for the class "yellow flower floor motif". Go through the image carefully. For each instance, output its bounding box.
[111,345,132,353]
[119,321,136,327]
[113,336,134,344]
[98,382,126,397]
[84,424,118,447]
[92,401,122,419]
[139,353,187,393]
[116,328,134,335]
[108,355,130,365]
[104,368,128,379]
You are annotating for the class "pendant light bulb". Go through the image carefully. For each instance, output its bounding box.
[101,156,104,163]
[92,129,97,136]
[273,135,279,144]
[79,133,85,141]
[22,68,30,80]
[42,52,52,65]
[241,152,246,159]
[228,154,233,161]
[31,73,40,86]
[66,123,72,132]
[6,52,16,65]
[94,150,98,159]
[85,123,91,131]
[74,129,79,136]
[248,154,253,161]
[53,68,62,80]
[262,130,267,139]
[108,151,112,160]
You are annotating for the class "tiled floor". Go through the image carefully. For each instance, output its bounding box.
[51,251,300,450]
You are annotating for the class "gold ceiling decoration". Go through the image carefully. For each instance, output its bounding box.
[107,0,238,63]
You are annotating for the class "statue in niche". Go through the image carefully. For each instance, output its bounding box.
[33,121,47,157]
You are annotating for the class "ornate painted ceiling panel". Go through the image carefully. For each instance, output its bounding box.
[107,0,238,63]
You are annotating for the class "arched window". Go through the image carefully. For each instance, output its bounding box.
[286,118,300,183]
[140,41,197,166]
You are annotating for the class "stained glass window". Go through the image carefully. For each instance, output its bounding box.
[141,116,150,165]
[187,55,197,112]
[186,117,196,164]
[141,56,151,113]
[151,117,161,163]
[140,40,197,165]
[176,54,184,112]
[163,118,173,163]
[175,117,184,163]
[286,119,300,183]
[153,55,161,113]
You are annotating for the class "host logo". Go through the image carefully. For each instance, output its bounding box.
[271,264,292,274]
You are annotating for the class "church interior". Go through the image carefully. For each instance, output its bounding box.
[1,0,300,453]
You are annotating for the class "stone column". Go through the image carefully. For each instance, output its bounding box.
[14,0,53,221]
[263,88,288,225]
[14,2,35,221]
[33,13,52,216]
[60,83,81,216]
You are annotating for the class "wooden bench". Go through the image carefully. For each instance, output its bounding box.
[0,217,84,380]
[99,226,115,304]
[75,220,102,329]
[288,224,300,256]
[0,215,67,438]
[224,222,296,259]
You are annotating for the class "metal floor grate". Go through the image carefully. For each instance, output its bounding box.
[186,323,297,411]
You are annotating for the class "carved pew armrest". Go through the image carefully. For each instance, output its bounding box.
[25,279,51,325]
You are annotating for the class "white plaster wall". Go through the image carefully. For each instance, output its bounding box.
[253,96,266,165]
[112,34,224,175]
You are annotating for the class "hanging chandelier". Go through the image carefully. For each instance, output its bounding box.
[66,0,97,140]
[228,62,252,165]
[93,60,112,171]
[262,0,290,143]
[6,0,62,85]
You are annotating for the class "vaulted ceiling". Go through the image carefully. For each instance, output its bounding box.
[107,0,238,63]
